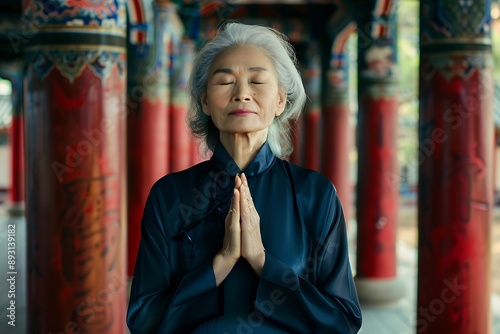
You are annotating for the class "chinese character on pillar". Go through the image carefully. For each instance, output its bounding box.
[24,0,128,332]
[418,1,494,333]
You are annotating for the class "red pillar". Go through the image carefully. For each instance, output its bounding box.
[126,0,171,277]
[321,20,356,222]
[170,38,195,172]
[24,1,127,332]
[288,115,303,164]
[354,0,404,304]
[9,109,23,205]
[417,1,493,332]
[3,64,25,212]
[302,43,321,172]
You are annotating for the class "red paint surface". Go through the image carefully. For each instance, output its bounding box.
[289,116,303,165]
[321,103,352,221]
[303,111,320,171]
[417,66,492,333]
[170,103,192,172]
[127,98,169,276]
[356,95,399,278]
[9,116,24,203]
[25,63,127,334]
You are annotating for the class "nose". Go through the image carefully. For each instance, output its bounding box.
[232,82,252,102]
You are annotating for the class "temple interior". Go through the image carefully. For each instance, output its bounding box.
[0,0,500,333]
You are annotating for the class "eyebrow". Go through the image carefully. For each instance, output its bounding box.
[211,67,269,75]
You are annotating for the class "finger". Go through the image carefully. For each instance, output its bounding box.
[224,188,241,260]
[235,174,242,190]
[240,185,248,215]
[240,184,254,215]
[233,188,240,218]
[228,187,240,219]
[241,173,249,187]
[244,184,253,205]
[232,175,242,217]
[241,174,252,202]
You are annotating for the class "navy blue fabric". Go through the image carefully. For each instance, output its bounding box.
[127,141,362,333]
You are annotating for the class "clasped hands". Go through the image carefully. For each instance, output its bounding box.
[213,173,266,285]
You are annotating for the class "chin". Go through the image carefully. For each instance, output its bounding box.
[225,126,265,134]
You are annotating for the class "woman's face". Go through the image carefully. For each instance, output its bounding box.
[202,45,286,139]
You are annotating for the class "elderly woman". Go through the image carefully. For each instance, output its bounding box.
[127,22,362,333]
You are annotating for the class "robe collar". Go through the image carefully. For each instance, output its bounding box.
[210,139,276,177]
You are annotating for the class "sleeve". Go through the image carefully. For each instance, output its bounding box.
[254,186,362,334]
[126,184,221,334]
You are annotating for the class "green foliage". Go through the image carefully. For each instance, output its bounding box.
[396,1,420,185]
[493,22,500,80]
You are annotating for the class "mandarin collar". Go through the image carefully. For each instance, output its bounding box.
[210,140,276,177]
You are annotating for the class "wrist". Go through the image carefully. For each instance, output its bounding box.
[248,250,266,277]
[213,253,238,286]
[216,251,239,266]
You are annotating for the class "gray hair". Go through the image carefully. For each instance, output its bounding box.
[187,22,307,158]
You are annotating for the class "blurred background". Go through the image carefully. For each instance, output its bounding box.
[0,0,499,333]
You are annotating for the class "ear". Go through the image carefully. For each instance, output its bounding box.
[275,90,286,117]
[201,93,210,115]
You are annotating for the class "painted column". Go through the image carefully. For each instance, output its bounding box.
[23,1,127,332]
[302,42,321,172]
[126,0,171,277]
[0,61,24,214]
[354,0,404,304]
[8,69,23,211]
[289,115,303,164]
[418,1,493,333]
[0,12,25,214]
[178,1,207,166]
[170,37,195,172]
[321,19,356,223]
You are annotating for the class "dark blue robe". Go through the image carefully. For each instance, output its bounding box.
[127,140,362,333]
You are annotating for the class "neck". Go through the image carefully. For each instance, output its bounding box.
[219,131,267,170]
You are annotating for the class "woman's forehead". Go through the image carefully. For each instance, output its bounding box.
[210,45,275,71]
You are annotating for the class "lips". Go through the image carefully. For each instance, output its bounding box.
[229,109,256,116]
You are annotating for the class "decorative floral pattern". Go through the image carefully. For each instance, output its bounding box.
[23,0,126,32]
[26,48,125,83]
[421,0,491,42]
[422,54,493,82]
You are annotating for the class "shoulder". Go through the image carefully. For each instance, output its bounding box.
[278,160,344,237]
[279,159,337,198]
[151,161,212,192]
[142,161,212,236]
[150,160,210,199]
